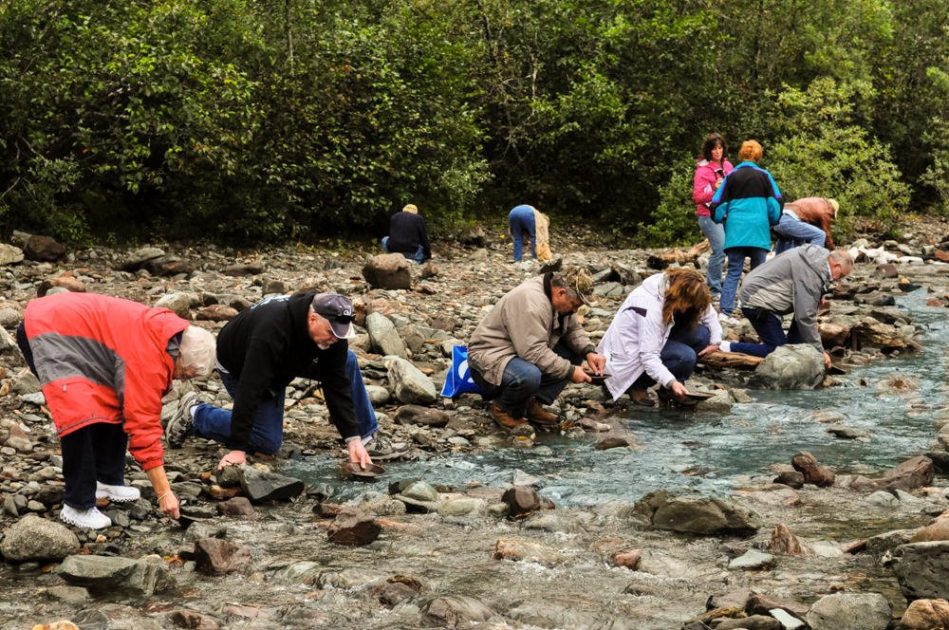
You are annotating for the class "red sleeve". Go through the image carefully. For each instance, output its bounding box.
[122,358,172,471]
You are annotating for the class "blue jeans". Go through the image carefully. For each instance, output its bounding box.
[381,236,425,264]
[193,350,378,453]
[721,248,768,315]
[632,323,711,389]
[729,307,804,357]
[697,216,725,297]
[773,215,826,255]
[472,342,580,418]
[508,205,536,261]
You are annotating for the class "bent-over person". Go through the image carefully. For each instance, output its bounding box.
[17,292,216,529]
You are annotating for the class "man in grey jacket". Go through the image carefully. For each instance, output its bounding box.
[468,268,607,431]
[720,245,853,367]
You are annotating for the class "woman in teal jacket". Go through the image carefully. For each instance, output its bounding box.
[710,140,782,320]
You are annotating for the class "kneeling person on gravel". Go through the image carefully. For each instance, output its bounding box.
[467,268,606,430]
[16,293,216,529]
[166,292,383,470]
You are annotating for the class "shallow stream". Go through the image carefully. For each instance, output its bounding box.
[285,290,947,507]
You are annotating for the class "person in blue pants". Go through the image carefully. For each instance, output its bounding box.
[166,293,385,470]
[508,204,537,261]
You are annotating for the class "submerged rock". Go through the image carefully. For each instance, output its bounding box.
[634,491,761,537]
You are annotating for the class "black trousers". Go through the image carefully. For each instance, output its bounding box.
[17,322,128,509]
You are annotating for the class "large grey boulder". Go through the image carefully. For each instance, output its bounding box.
[385,356,437,404]
[753,344,825,389]
[366,312,408,358]
[154,292,197,318]
[362,253,412,290]
[633,491,761,537]
[0,514,80,562]
[57,554,174,596]
[805,592,891,630]
[894,541,949,600]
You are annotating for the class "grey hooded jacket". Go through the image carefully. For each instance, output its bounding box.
[738,244,832,349]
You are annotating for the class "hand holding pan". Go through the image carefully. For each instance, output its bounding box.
[583,367,611,385]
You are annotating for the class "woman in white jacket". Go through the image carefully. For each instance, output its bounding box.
[598,268,722,406]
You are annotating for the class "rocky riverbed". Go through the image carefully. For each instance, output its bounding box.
[1,221,948,630]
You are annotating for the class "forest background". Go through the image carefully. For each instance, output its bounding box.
[0,0,946,247]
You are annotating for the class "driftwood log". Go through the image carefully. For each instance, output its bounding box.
[699,351,763,370]
[646,240,710,269]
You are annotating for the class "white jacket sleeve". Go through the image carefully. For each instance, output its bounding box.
[638,309,676,387]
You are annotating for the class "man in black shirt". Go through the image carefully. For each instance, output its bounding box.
[381,203,431,263]
[166,293,377,470]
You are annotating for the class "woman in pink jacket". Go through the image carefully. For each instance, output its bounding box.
[692,133,734,302]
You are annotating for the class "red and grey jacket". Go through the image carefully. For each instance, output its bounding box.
[23,292,189,471]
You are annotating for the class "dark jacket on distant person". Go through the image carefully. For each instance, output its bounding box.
[216,292,358,451]
[388,211,431,260]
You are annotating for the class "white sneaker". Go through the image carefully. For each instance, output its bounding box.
[95,481,141,503]
[719,313,741,327]
[60,505,112,530]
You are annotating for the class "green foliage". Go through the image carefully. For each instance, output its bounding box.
[635,155,702,247]
[767,78,910,224]
[0,0,944,243]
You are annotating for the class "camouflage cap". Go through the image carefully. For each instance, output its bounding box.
[560,266,594,305]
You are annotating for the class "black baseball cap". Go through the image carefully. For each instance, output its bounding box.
[310,293,356,339]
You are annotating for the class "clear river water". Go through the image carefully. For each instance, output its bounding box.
[284,290,947,507]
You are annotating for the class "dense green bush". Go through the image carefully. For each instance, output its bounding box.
[767,78,910,226]
[0,0,945,244]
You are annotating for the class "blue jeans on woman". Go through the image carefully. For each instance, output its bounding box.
[772,216,826,255]
[631,322,711,389]
[729,308,804,357]
[697,216,725,297]
[192,350,378,453]
[720,247,768,316]
[508,205,536,261]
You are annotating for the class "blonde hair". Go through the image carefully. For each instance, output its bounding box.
[738,140,763,163]
[828,198,839,218]
[661,268,711,328]
[402,204,418,214]
[178,326,216,379]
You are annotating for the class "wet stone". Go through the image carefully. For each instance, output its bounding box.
[805,592,891,630]
[327,513,381,546]
[193,538,253,575]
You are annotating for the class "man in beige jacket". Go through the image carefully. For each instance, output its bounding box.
[468,268,607,430]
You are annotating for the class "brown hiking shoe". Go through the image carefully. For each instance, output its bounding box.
[489,403,529,431]
[526,399,560,426]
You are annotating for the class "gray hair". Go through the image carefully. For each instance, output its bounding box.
[828,249,854,276]
[178,326,216,379]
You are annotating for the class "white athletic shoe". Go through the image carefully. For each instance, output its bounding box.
[718,313,742,327]
[95,481,141,503]
[60,505,112,530]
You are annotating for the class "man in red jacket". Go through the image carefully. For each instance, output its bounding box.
[17,292,216,530]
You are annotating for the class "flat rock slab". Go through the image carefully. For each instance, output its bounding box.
[239,468,304,503]
[57,554,174,596]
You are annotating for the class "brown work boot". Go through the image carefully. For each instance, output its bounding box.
[489,403,529,431]
[526,398,560,427]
